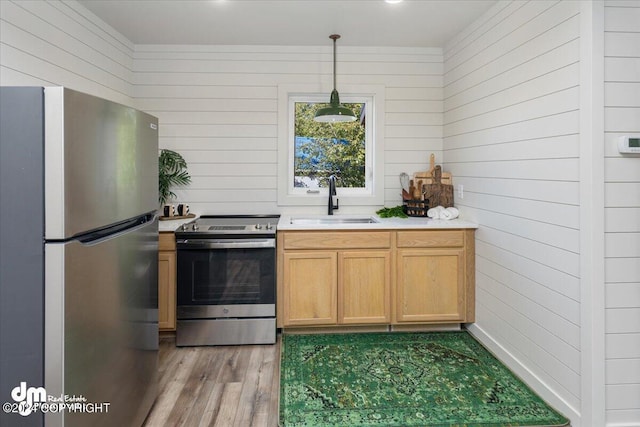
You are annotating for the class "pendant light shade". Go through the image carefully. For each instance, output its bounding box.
[314,34,357,123]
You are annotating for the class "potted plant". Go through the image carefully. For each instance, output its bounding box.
[158,149,191,206]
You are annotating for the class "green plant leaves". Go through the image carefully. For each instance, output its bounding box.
[376,205,408,218]
[159,149,191,205]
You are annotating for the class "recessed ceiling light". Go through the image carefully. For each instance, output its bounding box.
[385,0,403,3]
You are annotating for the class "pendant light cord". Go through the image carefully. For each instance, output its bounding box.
[330,34,340,92]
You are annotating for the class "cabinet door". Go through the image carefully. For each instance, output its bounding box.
[339,251,391,324]
[283,252,337,326]
[158,251,176,330]
[395,248,465,323]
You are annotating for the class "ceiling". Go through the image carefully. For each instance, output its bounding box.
[78,0,498,47]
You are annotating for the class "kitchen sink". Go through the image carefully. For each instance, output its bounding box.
[289,216,379,225]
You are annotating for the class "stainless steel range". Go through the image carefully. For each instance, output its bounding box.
[174,215,279,346]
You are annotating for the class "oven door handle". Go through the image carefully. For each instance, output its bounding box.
[176,239,276,249]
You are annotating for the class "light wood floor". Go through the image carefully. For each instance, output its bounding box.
[143,335,281,427]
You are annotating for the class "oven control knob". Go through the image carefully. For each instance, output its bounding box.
[181,224,188,231]
[223,308,229,314]
[266,223,273,230]
[255,224,263,229]
[192,223,199,231]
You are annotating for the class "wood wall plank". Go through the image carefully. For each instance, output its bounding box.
[605,82,640,107]
[606,308,640,334]
[606,233,640,258]
[606,358,640,385]
[606,384,640,411]
[607,333,640,359]
[606,282,640,308]
[605,57,640,82]
[606,207,640,233]
[445,111,579,150]
[0,0,134,105]
[453,176,580,205]
[606,258,640,283]
[606,409,640,427]
[605,32,640,57]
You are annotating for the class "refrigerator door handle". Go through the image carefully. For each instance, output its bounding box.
[76,213,158,245]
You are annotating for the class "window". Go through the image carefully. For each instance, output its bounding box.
[277,84,385,207]
[292,98,369,193]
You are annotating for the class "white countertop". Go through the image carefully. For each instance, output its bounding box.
[277,214,478,231]
[158,215,198,232]
[158,214,477,232]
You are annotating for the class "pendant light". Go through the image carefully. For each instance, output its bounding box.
[314,34,357,123]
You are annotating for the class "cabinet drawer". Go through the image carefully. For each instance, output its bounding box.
[159,232,176,251]
[396,230,464,248]
[283,232,391,250]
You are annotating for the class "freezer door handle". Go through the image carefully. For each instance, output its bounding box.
[76,213,157,245]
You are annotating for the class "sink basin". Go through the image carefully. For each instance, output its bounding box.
[290,216,379,225]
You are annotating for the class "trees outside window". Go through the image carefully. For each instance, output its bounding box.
[293,102,367,190]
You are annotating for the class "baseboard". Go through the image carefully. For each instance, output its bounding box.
[282,323,463,335]
[159,330,176,338]
[465,323,580,426]
[391,323,461,332]
[282,325,389,334]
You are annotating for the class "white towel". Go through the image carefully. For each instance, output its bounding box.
[427,206,446,219]
[444,207,459,219]
[440,208,453,219]
[428,206,459,220]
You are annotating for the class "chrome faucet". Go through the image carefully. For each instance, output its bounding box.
[328,175,339,215]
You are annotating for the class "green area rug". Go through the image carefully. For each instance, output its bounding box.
[280,331,569,427]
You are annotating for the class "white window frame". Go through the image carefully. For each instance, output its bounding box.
[288,94,372,195]
[277,83,385,207]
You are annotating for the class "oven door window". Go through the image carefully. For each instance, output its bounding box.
[177,247,275,306]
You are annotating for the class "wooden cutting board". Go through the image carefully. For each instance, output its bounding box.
[422,165,454,209]
[414,153,452,185]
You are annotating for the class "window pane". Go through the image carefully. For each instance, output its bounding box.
[294,102,366,189]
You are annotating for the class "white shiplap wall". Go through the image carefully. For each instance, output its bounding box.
[443,0,582,421]
[133,44,443,214]
[0,0,134,106]
[604,1,640,425]
[8,0,640,424]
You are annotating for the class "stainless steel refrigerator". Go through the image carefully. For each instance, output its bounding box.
[0,87,159,427]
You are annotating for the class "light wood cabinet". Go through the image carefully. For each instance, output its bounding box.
[394,229,475,324]
[158,232,176,331]
[279,231,392,327]
[278,228,475,329]
[395,248,464,322]
[283,231,391,250]
[339,251,391,324]
[283,252,337,326]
